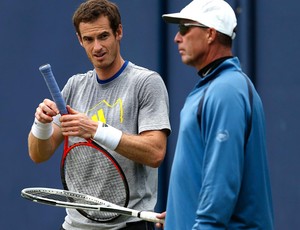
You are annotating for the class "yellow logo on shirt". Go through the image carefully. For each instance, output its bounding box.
[87,98,123,124]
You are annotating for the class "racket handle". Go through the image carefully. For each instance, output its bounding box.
[138,211,165,224]
[39,64,68,115]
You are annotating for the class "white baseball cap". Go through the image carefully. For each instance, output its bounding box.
[162,0,237,39]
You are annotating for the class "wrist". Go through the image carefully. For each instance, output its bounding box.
[31,118,54,140]
[92,122,122,150]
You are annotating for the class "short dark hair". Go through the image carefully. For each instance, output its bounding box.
[73,0,122,36]
[216,32,232,47]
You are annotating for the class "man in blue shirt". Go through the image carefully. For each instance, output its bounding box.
[157,0,274,229]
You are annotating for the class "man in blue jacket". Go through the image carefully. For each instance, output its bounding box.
[157,0,274,229]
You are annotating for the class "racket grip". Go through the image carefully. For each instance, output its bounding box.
[39,64,68,115]
[138,211,165,224]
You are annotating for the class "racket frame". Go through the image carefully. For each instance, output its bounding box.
[21,187,164,224]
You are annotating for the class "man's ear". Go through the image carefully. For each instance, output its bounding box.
[207,28,217,44]
[116,24,123,41]
[76,32,83,46]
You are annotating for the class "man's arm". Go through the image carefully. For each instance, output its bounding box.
[28,99,168,168]
[194,83,247,228]
[28,124,63,163]
[116,130,168,168]
[28,98,63,163]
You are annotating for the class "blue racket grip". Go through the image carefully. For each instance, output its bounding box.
[39,64,68,115]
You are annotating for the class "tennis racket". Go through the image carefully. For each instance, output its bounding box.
[39,64,129,222]
[21,187,164,224]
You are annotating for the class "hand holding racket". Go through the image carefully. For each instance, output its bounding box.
[38,64,130,222]
[21,187,164,224]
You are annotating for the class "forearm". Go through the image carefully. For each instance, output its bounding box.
[115,130,167,168]
[28,124,63,163]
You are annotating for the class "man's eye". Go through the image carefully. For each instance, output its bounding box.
[83,37,93,43]
[99,32,109,40]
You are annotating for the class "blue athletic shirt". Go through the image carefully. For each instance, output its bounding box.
[165,57,274,229]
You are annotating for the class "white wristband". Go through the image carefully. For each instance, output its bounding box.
[93,122,122,150]
[31,118,54,140]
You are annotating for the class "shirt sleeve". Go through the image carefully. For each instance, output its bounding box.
[194,82,248,228]
[137,72,171,135]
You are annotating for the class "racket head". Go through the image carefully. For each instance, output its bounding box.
[61,138,130,222]
[21,187,111,210]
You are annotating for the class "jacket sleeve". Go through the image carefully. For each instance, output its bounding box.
[193,82,249,229]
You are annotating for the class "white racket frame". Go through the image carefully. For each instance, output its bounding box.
[21,187,164,224]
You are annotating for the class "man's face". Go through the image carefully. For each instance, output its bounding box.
[77,16,122,71]
[174,21,210,70]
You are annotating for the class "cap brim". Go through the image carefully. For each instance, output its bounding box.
[162,13,191,24]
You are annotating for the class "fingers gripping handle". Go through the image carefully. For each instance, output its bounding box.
[138,211,165,224]
[39,64,68,115]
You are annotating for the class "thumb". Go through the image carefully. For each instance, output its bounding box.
[66,105,78,115]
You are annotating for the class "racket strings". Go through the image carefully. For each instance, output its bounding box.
[26,189,99,206]
[63,144,128,221]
